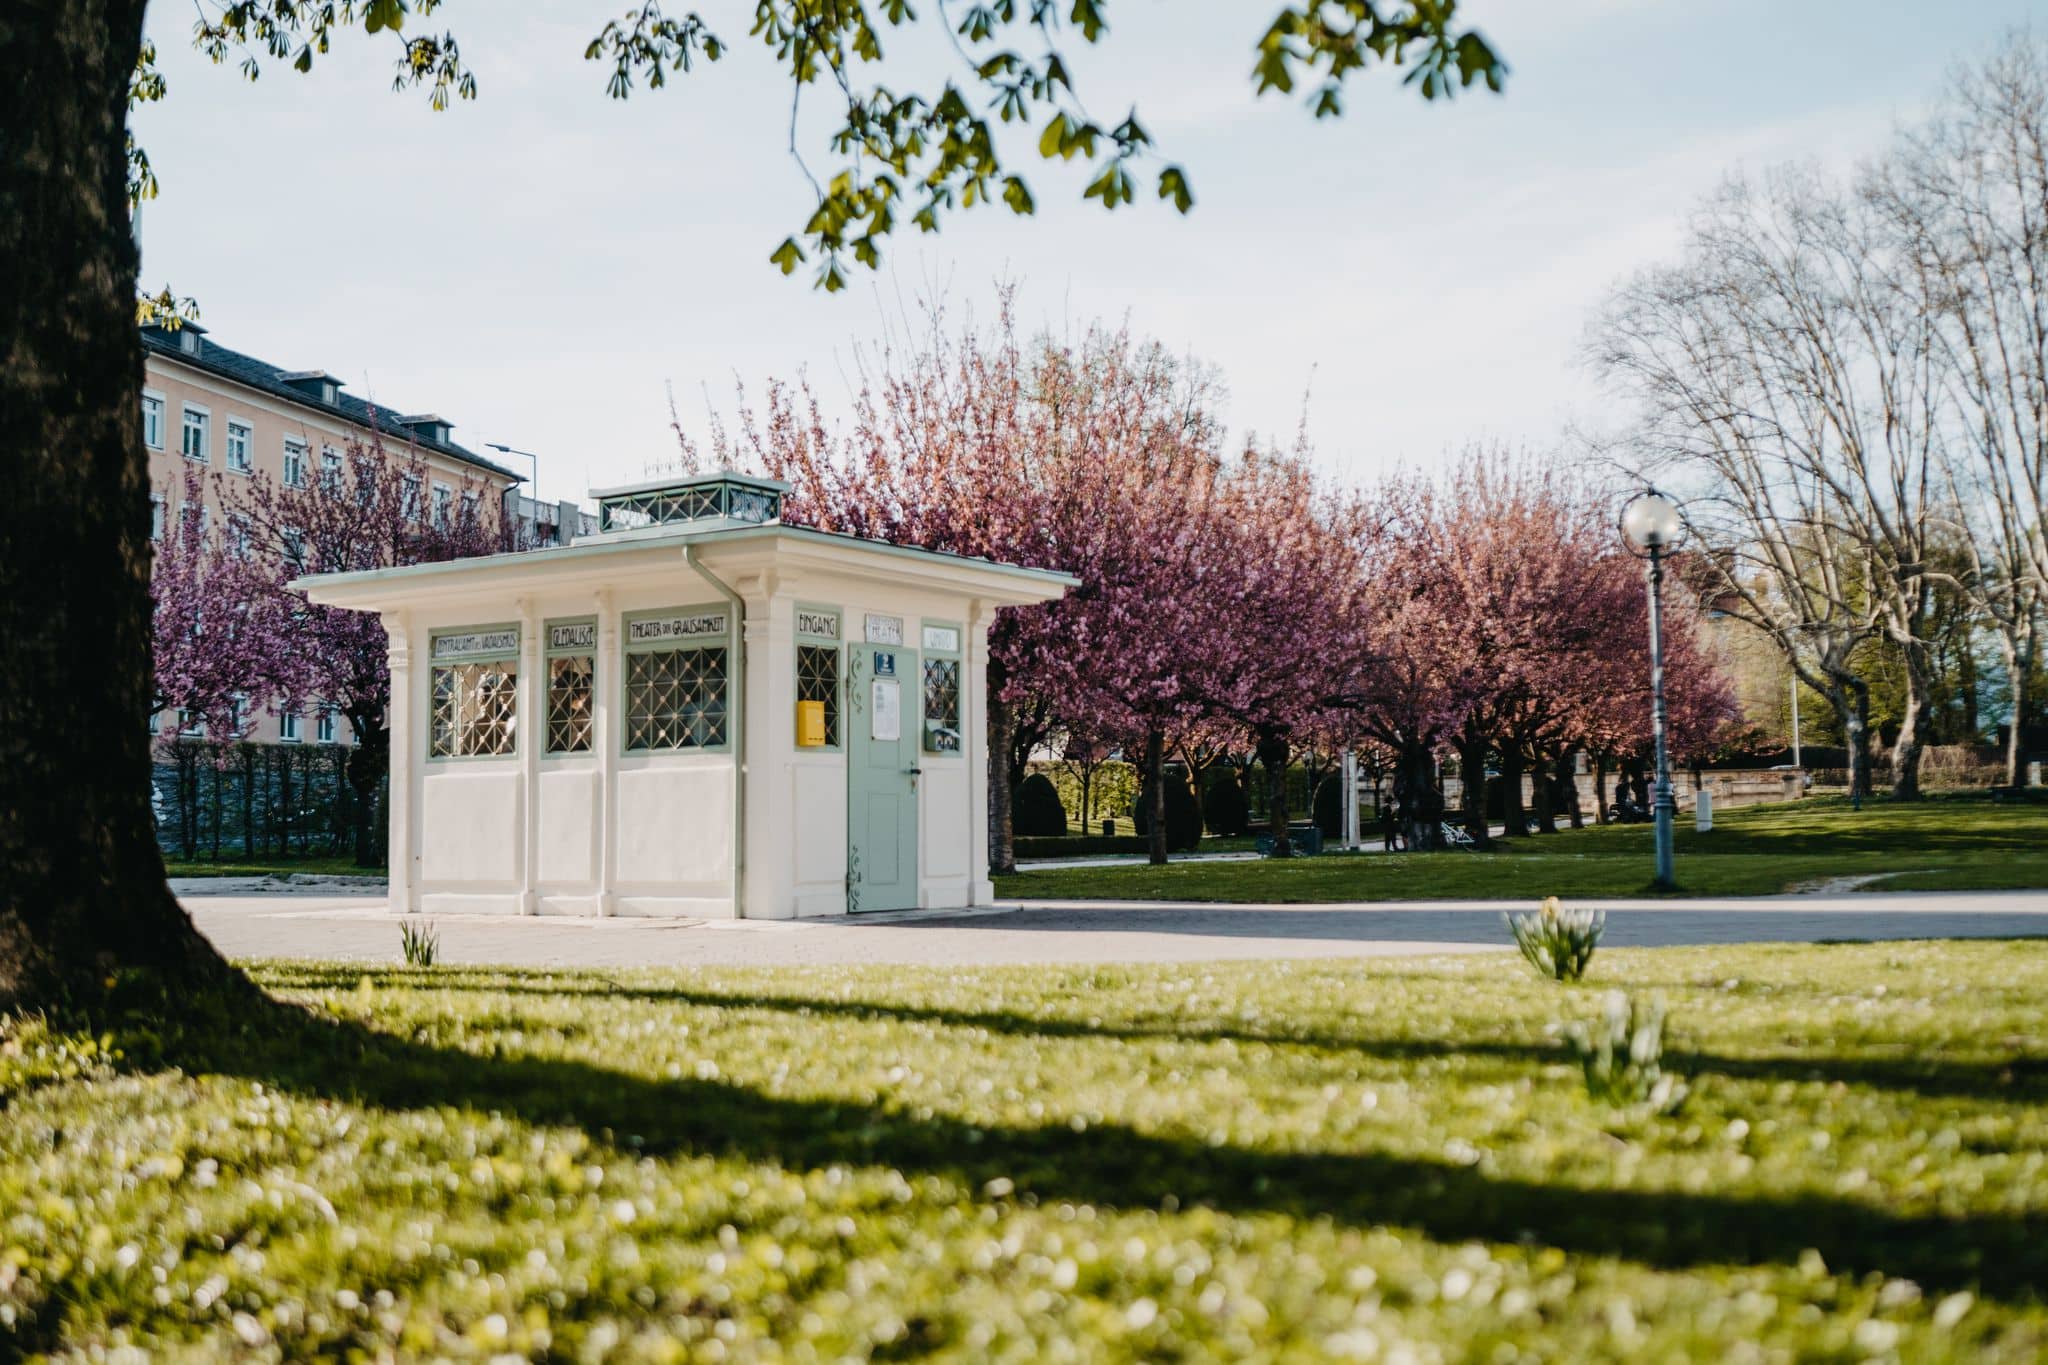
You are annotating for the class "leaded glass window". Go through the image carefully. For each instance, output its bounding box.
[796,644,840,747]
[625,647,728,750]
[548,654,594,753]
[922,658,961,754]
[430,661,519,757]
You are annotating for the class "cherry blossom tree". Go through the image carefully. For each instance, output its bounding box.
[222,436,517,866]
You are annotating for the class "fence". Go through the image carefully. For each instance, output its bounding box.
[153,739,383,862]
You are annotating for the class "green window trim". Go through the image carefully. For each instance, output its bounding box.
[621,605,732,753]
[428,623,521,760]
[919,619,962,756]
[795,602,843,752]
[544,617,597,755]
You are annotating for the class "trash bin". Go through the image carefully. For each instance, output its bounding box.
[1695,788,1713,832]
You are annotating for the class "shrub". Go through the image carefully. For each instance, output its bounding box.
[1203,770,1249,836]
[1565,990,1689,1114]
[1012,773,1070,838]
[399,920,440,968]
[1505,896,1604,981]
[1312,776,1344,839]
[1132,773,1203,852]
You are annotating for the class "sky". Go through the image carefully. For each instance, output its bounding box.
[133,1,2042,504]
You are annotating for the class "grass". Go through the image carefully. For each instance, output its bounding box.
[5,941,2047,1359]
[996,794,2048,902]
[163,854,377,879]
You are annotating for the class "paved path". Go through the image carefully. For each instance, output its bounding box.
[183,889,2048,970]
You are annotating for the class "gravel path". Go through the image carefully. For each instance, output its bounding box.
[183,889,2048,970]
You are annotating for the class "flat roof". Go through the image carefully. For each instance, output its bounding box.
[293,518,1079,600]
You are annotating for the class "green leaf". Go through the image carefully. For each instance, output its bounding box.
[1157,165,1193,214]
[769,237,806,276]
[1001,175,1036,215]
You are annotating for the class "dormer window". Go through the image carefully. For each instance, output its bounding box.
[279,370,345,405]
[395,413,453,446]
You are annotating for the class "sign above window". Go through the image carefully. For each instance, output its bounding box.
[921,624,960,654]
[432,628,519,661]
[548,621,596,653]
[864,613,904,645]
[629,611,727,644]
[796,608,840,640]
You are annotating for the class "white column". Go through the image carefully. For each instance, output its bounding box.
[966,603,996,905]
[594,589,618,917]
[1341,748,1360,849]
[517,597,541,914]
[382,610,418,914]
[740,594,796,919]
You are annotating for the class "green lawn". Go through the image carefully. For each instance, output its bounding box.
[998,794,2048,902]
[5,942,2047,1359]
[163,854,376,879]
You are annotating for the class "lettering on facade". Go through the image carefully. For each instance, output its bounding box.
[629,612,727,643]
[864,613,904,645]
[921,625,960,654]
[548,622,596,652]
[796,609,840,639]
[432,628,519,660]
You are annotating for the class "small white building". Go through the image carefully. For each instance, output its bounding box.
[299,473,1073,919]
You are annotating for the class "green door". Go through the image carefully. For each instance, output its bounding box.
[848,643,920,912]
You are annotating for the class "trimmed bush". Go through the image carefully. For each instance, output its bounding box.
[1012,772,1069,838]
[1312,777,1343,839]
[1203,770,1250,837]
[1133,774,1203,852]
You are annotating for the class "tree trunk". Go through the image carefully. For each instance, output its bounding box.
[1143,728,1168,866]
[1531,748,1559,835]
[1498,745,1528,837]
[1255,725,1292,856]
[1395,740,1443,851]
[1456,730,1491,848]
[1844,674,1875,800]
[1561,746,1585,829]
[985,659,1017,875]
[344,729,389,869]
[1593,752,1610,825]
[1891,639,1932,800]
[0,0,250,1010]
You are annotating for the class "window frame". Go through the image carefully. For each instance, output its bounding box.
[621,605,733,754]
[544,616,597,756]
[919,619,964,756]
[427,624,523,762]
[224,416,253,474]
[279,709,301,743]
[141,390,166,450]
[794,604,844,752]
[316,707,339,745]
[282,436,308,489]
[180,404,210,462]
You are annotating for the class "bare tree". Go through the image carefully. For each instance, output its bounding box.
[1874,33,2048,785]
[1592,163,1949,797]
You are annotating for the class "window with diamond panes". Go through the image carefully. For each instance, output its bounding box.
[625,647,728,750]
[548,654,594,753]
[922,658,961,753]
[430,661,519,757]
[796,644,840,746]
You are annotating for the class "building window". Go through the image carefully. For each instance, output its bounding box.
[181,406,209,462]
[283,438,307,488]
[625,648,728,750]
[921,620,962,754]
[225,419,252,473]
[148,710,160,736]
[142,393,165,449]
[149,494,166,543]
[316,707,338,745]
[225,513,253,559]
[796,623,841,750]
[545,619,596,754]
[282,528,306,573]
[401,473,423,521]
[460,490,480,527]
[279,710,300,743]
[430,661,518,757]
[321,446,343,487]
[432,482,453,527]
[178,708,204,737]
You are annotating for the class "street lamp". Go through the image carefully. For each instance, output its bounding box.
[1622,489,1685,891]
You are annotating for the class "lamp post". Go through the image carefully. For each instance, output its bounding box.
[1622,489,1685,891]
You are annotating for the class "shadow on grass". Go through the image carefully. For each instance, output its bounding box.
[265,966,2048,1107]
[93,991,2048,1308]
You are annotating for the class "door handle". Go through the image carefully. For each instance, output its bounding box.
[904,767,922,776]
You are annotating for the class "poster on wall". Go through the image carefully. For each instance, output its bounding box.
[871,679,901,742]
